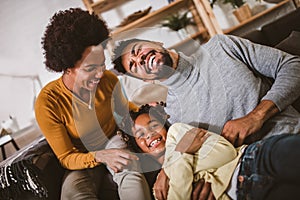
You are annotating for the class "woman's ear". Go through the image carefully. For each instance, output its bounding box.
[64,68,71,75]
[143,79,155,83]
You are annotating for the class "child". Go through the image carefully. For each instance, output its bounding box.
[120,103,300,200]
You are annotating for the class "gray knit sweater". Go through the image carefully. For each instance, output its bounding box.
[162,34,300,140]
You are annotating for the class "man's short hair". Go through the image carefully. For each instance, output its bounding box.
[112,38,151,74]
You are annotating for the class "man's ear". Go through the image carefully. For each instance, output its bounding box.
[153,41,164,46]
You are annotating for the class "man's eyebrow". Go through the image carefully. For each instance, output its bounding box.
[131,44,137,54]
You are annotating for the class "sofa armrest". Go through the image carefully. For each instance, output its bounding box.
[0,136,64,200]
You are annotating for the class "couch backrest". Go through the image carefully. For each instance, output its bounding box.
[261,7,300,46]
[242,8,300,46]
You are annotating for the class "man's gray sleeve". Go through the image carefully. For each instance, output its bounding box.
[213,34,300,111]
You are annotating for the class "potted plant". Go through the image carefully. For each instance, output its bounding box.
[161,11,196,39]
[211,0,252,22]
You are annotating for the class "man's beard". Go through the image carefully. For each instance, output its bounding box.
[153,51,175,80]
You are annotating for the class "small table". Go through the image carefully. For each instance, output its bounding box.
[0,134,20,160]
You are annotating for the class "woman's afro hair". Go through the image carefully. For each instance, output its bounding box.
[41,8,109,72]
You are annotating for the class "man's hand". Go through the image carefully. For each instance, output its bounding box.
[192,179,215,200]
[221,114,262,146]
[222,100,279,146]
[153,169,169,200]
[94,149,138,173]
[175,128,209,154]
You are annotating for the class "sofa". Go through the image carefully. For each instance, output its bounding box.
[241,7,300,48]
[240,7,300,111]
[1,8,300,200]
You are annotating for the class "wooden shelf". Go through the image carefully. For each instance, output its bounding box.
[88,0,131,14]
[82,0,221,50]
[168,28,207,49]
[223,0,291,34]
[111,0,194,36]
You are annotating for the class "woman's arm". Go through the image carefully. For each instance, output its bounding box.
[35,91,99,170]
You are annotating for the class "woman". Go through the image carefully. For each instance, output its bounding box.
[35,8,151,200]
[120,103,300,200]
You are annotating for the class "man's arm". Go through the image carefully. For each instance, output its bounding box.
[215,35,300,144]
[222,100,279,146]
[222,35,300,111]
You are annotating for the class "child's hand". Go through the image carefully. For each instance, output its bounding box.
[175,128,209,154]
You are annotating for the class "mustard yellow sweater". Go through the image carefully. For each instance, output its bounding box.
[35,71,136,170]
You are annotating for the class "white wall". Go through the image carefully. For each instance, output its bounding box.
[0,0,85,128]
[0,0,192,129]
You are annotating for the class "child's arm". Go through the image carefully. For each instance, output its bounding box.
[175,127,209,154]
[164,153,194,199]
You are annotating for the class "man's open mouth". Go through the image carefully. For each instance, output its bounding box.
[144,50,157,72]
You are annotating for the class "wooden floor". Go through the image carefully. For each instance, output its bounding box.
[0,124,43,162]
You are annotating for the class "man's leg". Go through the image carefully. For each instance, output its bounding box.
[105,135,151,200]
[238,134,300,199]
[265,183,300,200]
[262,134,300,181]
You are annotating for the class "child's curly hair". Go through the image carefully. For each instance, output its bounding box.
[118,102,170,153]
[41,8,109,72]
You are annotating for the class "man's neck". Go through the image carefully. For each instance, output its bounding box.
[169,50,179,70]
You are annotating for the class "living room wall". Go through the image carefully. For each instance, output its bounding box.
[0,0,85,128]
[0,0,198,129]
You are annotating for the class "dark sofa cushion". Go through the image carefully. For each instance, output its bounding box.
[275,31,300,56]
[0,137,120,200]
[242,29,271,46]
[274,31,300,112]
[261,8,300,46]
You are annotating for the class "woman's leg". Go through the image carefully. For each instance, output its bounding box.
[105,135,151,200]
[60,165,106,200]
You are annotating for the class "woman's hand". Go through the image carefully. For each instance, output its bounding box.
[153,169,169,200]
[175,128,209,154]
[192,179,215,200]
[94,149,138,173]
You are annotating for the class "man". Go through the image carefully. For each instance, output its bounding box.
[112,35,300,199]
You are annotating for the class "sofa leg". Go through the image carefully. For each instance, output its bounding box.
[1,145,6,160]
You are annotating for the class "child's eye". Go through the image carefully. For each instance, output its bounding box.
[150,123,160,131]
[136,132,145,139]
